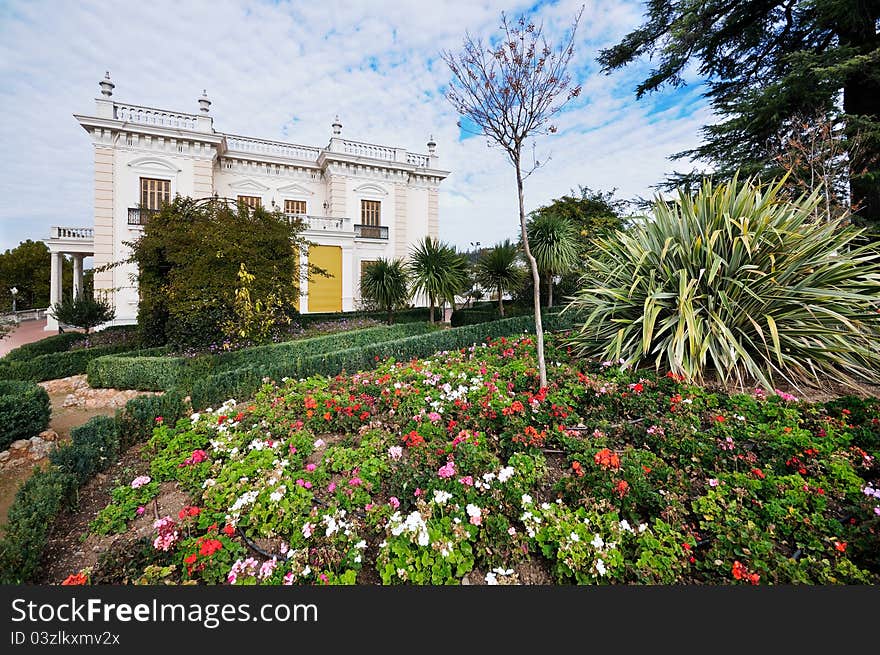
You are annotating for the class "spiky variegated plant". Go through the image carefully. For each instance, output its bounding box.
[565,176,880,389]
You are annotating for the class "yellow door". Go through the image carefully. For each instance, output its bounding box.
[307,245,342,312]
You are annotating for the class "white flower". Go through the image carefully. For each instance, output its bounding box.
[638,523,648,534]
[541,502,551,510]
[595,559,607,577]
[497,466,515,483]
[302,565,311,576]
[466,504,481,518]
[591,534,604,550]
[619,520,633,533]
[433,489,452,505]
[521,494,533,505]
[313,439,326,449]
[190,413,200,423]
[355,540,367,550]
[570,532,580,542]
[301,522,313,539]
[269,488,285,503]
[485,572,498,585]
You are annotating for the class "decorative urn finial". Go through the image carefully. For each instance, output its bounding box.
[331,115,343,136]
[427,134,436,155]
[198,89,211,114]
[99,71,115,97]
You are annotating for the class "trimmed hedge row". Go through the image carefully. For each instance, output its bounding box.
[0,380,51,450]
[88,323,436,392]
[189,312,576,411]
[295,307,442,326]
[1,333,88,362]
[0,391,188,583]
[0,342,140,383]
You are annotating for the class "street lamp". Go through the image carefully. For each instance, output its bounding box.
[10,287,18,315]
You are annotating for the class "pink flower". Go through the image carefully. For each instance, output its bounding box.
[709,478,720,487]
[313,439,326,449]
[304,481,312,489]
[302,522,313,538]
[296,479,305,487]
[349,477,363,487]
[388,445,403,461]
[365,503,373,511]
[306,463,317,472]
[283,572,295,585]
[180,449,207,467]
[136,506,146,516]
[775,389,799,403]
[437,461,456,479]
[328,482,336,492]
[414,488,423,497]
[258,558,278,580]
[319,573,328,584]
[508,527,516,536]
[130,475,151,489]
[458,475,474,486]
[389,496,400,510]
[428,411,442,423]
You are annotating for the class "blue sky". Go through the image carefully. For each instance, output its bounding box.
[0,0,711,256]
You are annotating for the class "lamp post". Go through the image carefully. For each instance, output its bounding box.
[10,286,17,317]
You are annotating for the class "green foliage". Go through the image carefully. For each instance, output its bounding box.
[49,415,120,484]
[0,380,51,449]
[407,237,470,318]
[0,469,78,583]
[2,332,88,361]
[598,0,880,225]
[0,341,140,382]
[115,390,187,449]
[475,240,525,317]
[90,479,160,535]
[359,258,411,324]
[223,263,293,344]
[128,196,312,348]
[88,354,186,391]
[0,240,74,312]
[567,176,880,388]
[49,294,115,333]
[525,211,579,308]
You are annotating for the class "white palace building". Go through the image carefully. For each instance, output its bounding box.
[46,73,449,330]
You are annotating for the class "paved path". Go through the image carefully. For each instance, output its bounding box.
[0,319,52,357]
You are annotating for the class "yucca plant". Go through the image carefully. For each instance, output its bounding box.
[565,175,880,389]
[526,212,580,308]
[359,258,411,325]
[408,237,470,322]
[476,240,525,317]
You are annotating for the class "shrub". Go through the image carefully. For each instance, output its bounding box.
[0,341,139,382]
[88,354,185,391]
[0,380,51,449]
[115,391,187,449]
[567,176,880,388]
[49,416,120,485]
[0,469,78,583]
[49,295,116,333]
[1,333,88,361]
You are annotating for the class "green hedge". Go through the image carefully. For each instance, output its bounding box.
[89,323,436,393]
[189,313,576,411]
[0,469,78,583]
[88,354,185,391]
[0,342,141,383]
[1,333,88,362]
[0,380,51,450]
[295,307,442,326]
[114,390,188,449]
[49,416,119,485]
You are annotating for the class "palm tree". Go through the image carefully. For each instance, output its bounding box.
[408,237,469,322]
[475,240,524,317]
[360,258,411,325]
[526,212,579,308]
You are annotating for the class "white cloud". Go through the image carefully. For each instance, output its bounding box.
[0,0,712,253]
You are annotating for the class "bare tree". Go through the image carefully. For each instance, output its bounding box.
[442,9,583,388]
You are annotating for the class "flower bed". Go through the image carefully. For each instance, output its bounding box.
[83,335,880,585]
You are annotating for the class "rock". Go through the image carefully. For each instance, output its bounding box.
[39,429,60,442]
[0,450,9,462]
[62,394,79,407]
[10,439,29,450]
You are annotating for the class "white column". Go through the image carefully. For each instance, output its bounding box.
[72,254,84,300]
[46,251,62,331]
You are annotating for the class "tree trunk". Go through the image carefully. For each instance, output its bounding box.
[387,308,393,325]
[841,13,880,227]
[429,296,435,324]
[498,288,504,317]
[515,158,547,388]
[547,274,554,309]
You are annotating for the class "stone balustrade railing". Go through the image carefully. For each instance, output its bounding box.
[50,226,94,240]
[340,139,396,161]
[225,135,322,162]
[114,103,199,130]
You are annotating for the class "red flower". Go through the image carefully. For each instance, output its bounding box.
[594,448,621,470]
[834,541,847,553]
[61,572,87,586]
[304,395,318,410]
[184,553,198,565]
[714,415,726,423]
[402,431,425,448]
[223,524,235,537]
[571,461,584,478]
[155,416,163,423]
[323,412,332,421]
[751,468,766,480]
[614,479,629,497]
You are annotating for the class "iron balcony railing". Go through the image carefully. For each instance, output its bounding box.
[128,208,159,225]
[354,224,388,239]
